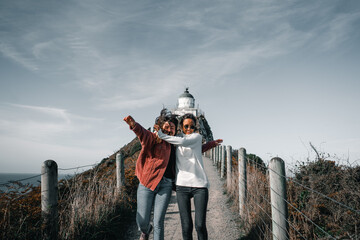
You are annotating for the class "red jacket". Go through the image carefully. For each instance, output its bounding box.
[132,122,171,191]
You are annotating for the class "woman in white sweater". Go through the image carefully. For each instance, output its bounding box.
[157,113,222,240]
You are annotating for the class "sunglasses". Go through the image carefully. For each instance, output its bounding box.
[184,124,195,130]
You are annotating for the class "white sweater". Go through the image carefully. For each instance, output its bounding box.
[157,130,209,188]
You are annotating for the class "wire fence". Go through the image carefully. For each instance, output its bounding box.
[206,145,360,240]
[1,142,359,239]
[250,157,360,216]
[0,153,130,240]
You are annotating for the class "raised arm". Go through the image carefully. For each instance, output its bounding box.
[157,129,201,147]
[202,139,223,152]
[123,115,155,145]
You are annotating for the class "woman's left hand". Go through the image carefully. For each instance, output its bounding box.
[155,131,162,143]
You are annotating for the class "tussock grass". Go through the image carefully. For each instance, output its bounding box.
[0,137,140,240]
[0,183,42,239]
[225,151,360,240]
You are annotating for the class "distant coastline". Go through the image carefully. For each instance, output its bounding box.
[0,173,73,191]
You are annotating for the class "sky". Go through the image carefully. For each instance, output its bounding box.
[1,0,360,174]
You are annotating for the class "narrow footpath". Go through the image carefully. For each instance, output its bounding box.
[125,156,243,239]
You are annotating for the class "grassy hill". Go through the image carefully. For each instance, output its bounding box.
[1,137,359,239]
[0,136,141,240]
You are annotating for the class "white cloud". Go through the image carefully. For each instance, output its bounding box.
[0,42,38,71]
[1,0,360,174]
[9,103,71,123]
[0,103,103,143]
[323,12,360,50]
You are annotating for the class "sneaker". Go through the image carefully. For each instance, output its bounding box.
[139,225,152,240]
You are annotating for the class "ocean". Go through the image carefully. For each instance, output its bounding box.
[0,173,73,192]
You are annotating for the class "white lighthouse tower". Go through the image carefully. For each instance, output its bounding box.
[173,88,202,117]
[171,88,212,141]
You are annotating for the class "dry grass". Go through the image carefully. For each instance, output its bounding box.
[57,167,131,239]
[287,159,360,239]
[223,152,360,240]
[2,138,359,239]
[227,156,272,239]
[0,137,140,240]
[0,183,42,239]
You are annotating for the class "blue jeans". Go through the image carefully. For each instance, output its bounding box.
[176,186,209,240]
[136,177,173,240]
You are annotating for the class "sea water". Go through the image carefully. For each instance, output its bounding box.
[0,173,73,192]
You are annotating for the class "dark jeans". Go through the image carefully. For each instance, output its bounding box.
[176,186,209,240]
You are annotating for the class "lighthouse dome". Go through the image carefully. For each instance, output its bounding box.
[178,88,195,108]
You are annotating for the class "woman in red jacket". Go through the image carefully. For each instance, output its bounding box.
[124,114,177,240]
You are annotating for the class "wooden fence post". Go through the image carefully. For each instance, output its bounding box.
[217,146,220,167]
[213,147,216,164]
[218,146,226,172]
[269,157,289,240]
[41,160,58,240]
[116,152,125,194]
[238,148,247,218]
[226,145,232,189]
[220,145,226,178]
[213,146,217,165]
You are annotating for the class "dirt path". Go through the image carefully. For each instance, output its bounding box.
[124,156,243,239]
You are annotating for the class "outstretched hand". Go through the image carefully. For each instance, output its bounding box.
[123,115,135,128]
[215,139,223,146]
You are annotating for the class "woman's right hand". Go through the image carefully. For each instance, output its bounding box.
[153,124,160,132]
[124,115,135,128]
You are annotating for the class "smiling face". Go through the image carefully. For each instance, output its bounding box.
[182,118,195,135]
[162,121,176,136]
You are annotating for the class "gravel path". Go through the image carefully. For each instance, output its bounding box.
[125,156,243,239]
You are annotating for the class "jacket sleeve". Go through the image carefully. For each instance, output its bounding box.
[131,122,155,147]
[158,130,201,147]
[202,141,217,153]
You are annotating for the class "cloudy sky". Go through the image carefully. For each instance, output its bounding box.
[1,0,360,173]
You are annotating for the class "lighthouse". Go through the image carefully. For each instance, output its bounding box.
[171,88,213,141]
[173,88,202,117]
